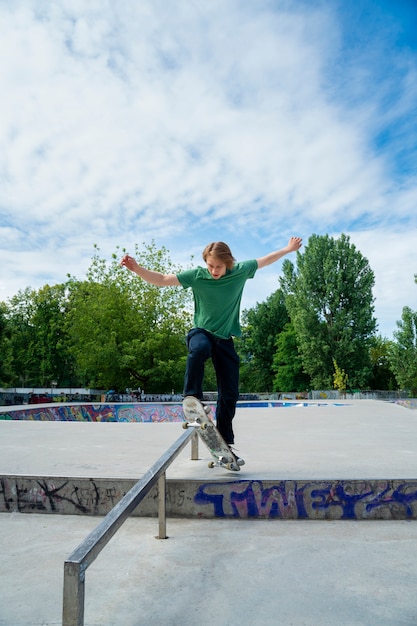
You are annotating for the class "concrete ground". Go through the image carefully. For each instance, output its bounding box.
[1,400,417,625]
[1,400,417,481]
[1,515,417,626]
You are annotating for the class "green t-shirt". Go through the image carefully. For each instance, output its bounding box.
[177,259,258,339]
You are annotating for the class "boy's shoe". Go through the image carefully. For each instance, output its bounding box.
[228,445,245,466]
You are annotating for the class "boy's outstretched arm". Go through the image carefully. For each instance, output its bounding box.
[120,254,180,286]
[256,236,302,269]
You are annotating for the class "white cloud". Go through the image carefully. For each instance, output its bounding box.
[348,229,417,338]
[0,1,416,338]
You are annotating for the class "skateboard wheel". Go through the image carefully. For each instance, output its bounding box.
[208,461,215,468]
[200,422,208,430]
[203,405,211,414]
[182,422,189,429]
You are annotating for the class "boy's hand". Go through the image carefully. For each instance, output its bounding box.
[120,254,137,270]
[287,237,303,251]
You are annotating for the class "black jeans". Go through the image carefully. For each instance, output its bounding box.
[183,328,239,444]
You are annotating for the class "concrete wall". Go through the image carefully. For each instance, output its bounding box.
[2,475,417,520]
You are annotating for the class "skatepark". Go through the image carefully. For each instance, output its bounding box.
[1,399,417,625]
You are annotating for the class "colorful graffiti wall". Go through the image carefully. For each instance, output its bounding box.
[0,403,188,422]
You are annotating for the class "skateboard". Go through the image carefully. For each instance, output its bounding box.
[182,396,241,471]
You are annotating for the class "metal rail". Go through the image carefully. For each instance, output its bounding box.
[62,427,198,626]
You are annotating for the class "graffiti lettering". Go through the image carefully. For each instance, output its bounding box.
[3,477,417,519]
[194,479,417,520]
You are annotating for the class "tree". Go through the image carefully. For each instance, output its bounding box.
[369,335,396,390]
[281,233,376,388]
[237,289,289,391]
[30,284,77,386]
[333,359,348,394]
[65,242,192,392]
[0,302,11,385]
[2,285,78,387]
[388,307,417,393]
[2,287,40,387]
[272,322,310,392]
[0,242,192,393]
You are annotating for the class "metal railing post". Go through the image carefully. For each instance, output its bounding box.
[157,472,167,539]
[63,561,85,626]
[191,429,199,460]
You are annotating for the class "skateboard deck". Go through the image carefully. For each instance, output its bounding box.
[182,396,241,471]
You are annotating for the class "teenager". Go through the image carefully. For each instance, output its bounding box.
[121,236,302,460]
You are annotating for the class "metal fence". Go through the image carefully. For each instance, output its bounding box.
[309,389,413,401]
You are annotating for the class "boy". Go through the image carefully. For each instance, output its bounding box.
[121,236,302,461]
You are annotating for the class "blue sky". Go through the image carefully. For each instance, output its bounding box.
[1,0,416,338]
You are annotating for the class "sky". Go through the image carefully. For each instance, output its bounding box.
[1,0,416,339]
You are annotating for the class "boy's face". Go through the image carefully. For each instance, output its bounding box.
[206,254,227,279]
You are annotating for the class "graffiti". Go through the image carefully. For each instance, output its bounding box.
[0,477,137,515]
[0,403,190,423]
[0,401,352,422]
[310,390,339,400]
[396,399,417,410]
[0,476,191,517]
[117,404,185,423]
[3,475,417,520]
[194,479,417,520]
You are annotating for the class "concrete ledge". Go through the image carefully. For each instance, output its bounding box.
[2,401,417,521]
[2,474,417,520]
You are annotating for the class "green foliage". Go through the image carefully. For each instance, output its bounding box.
[333,359,348,393]
[1,237,413,396]
[236,289,289,391]
[281,233,376,388]
[29,284,77,386]
[202,359,218,392]
[272,323,310,392]
[0,301,11,385]
[0,242,192,393]
[388,307,417,392]
[1,287,35,386]
[369,335,397,390]
[65,242,192,391]
[0,285,76,387]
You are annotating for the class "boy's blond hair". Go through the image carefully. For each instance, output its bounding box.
[202,242,236,270]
